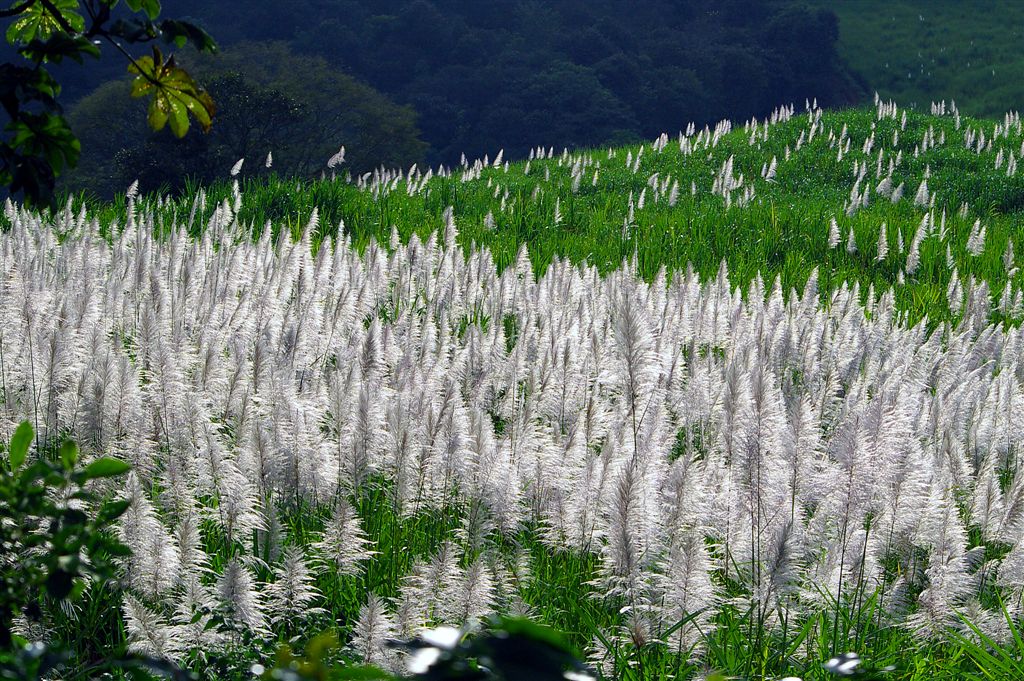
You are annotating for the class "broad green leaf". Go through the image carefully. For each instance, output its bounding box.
[103,542,132,557]
[18,34,100,63]
[490,616,578,656]
[159,19,216,53]
[6,0,85,45]
[9,112,80,174]
[9,421,33,470]
[146,94,168,130]
[45,568,74,599]
[125,0,160,20]
[129,74,150,98]
[97,498,131,524]
[61,507,87,525]
[167,95,187,137]
[129,46,215,138]
[304,632,339,662]
[59,438,78,468]
[0,64,63,104]
[83,456,130,479]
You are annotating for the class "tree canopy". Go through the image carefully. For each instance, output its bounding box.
[175,0,863,163]
[7,1,867,201]
[52,0,864,188]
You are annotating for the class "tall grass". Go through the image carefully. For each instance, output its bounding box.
[4,99,1024,680]
[49,98,1024,329]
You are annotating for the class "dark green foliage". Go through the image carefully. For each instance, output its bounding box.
[279,0,862,164]
[0,421,132,678]
[52,1,864,173]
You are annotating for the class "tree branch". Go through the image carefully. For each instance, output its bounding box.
[81,0,109,37]
[100,35,162,88]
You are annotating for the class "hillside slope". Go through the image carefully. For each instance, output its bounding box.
[807,0,1024,118]
[64,98,1024,327]
[7,99,1024,681]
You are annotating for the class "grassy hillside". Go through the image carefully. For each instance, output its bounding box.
[72,100,1024,326]
[808,0,1024,118]
[6,101,1024,681]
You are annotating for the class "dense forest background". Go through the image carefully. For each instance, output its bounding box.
[33,0,868,198]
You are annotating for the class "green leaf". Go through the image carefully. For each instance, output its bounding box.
[61,507,87,526]
[18,33,101,64]
[158,19,216,53]
[102,541,132,557]
[59,438,78,468]
[83,457,130,479]
[304,632,339,662]
[125,0,160,20]
[5,151,57,207]
[129,46,215,138]
[488,616,578,657]
[9,421,32,471]
[6,0,85,45]
[167,95,187,137]
[8,112,80,175]
[146,95,168,130]
[0,64,62,111]
[97,498,131,524]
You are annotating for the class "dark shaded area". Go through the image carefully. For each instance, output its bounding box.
[50,0,864,197]
[64,43,428,198]
[190,0,863,159]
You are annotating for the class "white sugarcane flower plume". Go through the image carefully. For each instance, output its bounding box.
[2,156,1024,664]
[267,545,326,625]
